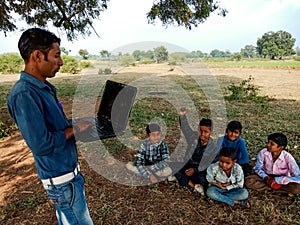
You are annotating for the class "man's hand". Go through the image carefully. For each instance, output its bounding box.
[74,120,94,133]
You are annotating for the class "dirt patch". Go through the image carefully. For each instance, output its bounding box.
[210,67,300,101]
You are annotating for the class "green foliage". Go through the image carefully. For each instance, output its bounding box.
[154,46,168,63]
[80,61,92,69]
[78,49,89,60]
[232,53,242,61]
[169,52,187,64]
[1,0,109,41]
[186,50,206,58]
[11,194,45,211]
[147,0,227,30]
[60,55,81,74]
[119,54,135,66]
[0,53,23,74]
[203,59,300,67]
[210,49,232,58]
[132,50,155,62]
[99,50,110,59]
[240,45,258,58]
[257,30,296,59]
[98,68,112,75]
[60,47,71,55]
[2,1,227,41]
[225,76,268,104]
[139,57,155,64]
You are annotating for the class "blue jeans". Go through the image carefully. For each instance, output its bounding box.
[206,185,249,206]
[44,173,93,225]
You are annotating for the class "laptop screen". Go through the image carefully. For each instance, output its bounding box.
[97,80,137,132]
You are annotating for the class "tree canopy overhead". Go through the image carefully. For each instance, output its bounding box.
[1,0,226,41]
[1,0,108,40]
[147,0,227,29]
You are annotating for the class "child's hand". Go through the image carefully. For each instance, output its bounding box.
[265,176,275,187]
[221,182,231,187]
[185,168,195,176]
[179,107,187,116]
[149,174,158,183]
[211,182,227,190]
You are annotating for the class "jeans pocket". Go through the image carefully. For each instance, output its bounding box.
[46,182,75,208]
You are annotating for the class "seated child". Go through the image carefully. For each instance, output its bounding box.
[126,123,172,183]
[245,132,300,195]
[206,147,249,206]
[174,108,218,195]
[217,120,252,176]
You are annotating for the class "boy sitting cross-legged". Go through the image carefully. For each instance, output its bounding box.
[245,132,300,195]
[126,123,172,183]
[206,147,249,207]
[217,120,252,176]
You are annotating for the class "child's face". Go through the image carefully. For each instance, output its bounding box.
[227,129,240,141]
[148,131,161,144]
[219,155,236,172]
[198,125,212,146]
[267,140,283,153]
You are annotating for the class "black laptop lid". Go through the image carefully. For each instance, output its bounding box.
[97,80,137,132]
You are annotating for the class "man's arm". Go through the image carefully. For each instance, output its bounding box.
[8,91,67,156]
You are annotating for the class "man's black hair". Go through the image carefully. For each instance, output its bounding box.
[226,120,242,133]
[146,123,161,134]
[268,132,288,149]
[219,147,237,161]
[18,27,61,62]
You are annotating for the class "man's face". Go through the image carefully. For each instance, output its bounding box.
[38,42,63,79]
[198,125,211,146]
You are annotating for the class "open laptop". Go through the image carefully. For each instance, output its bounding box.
[75,80,137,142]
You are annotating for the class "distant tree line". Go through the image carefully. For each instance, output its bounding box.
[76,30,298,61]
[1,30,299,75]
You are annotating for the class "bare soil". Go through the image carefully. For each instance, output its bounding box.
[1,63,300,225]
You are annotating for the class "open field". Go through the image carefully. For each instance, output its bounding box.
[0,62,300,224]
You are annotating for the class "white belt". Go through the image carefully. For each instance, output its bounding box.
[41,164,80,186]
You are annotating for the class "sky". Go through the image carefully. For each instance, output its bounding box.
[0,0,300,55]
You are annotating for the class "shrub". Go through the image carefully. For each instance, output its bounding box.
[98,68,112,75]
[139,57,154,64]
[80,61,92,69]
[60,55,81,74]
[120,54,135,66]
[0,53,23,74]
[226,76,268,105]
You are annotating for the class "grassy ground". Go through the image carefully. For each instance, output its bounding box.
[0,62,300,224]
[202,58,300,68]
